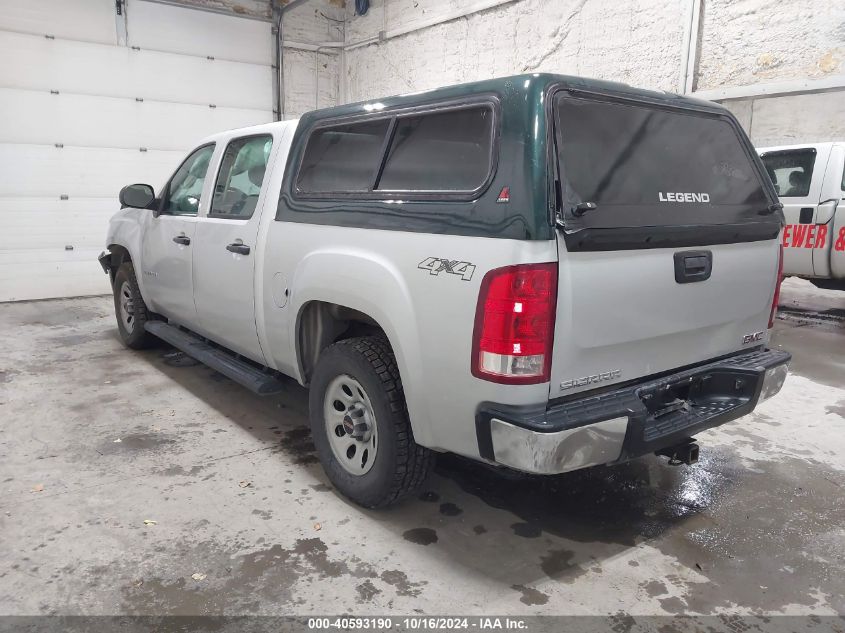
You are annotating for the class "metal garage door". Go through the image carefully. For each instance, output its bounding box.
[0,0,274,301]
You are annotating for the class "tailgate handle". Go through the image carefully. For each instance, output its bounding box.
[674,250,712,284]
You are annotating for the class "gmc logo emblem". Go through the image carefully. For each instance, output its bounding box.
[742,331,765,345]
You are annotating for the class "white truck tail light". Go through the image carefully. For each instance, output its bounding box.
[471,263,558,384]
[769,244,783,328]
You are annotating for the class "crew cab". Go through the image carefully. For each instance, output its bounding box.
[100,74,790,508]
[758,142,845,290]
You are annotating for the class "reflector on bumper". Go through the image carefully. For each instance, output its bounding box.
[759,363,789,403]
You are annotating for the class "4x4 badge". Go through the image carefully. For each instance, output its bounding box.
[418,257,476,281]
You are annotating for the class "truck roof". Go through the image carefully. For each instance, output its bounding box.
[196,118,300,146]
[197,73,730,149]
[301,73,728,126]
[193,73,759,244]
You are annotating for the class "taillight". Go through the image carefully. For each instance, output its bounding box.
[768,244,783,328]
[471,263,558,384]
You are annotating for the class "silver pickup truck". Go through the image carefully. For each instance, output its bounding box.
[100,74,790,508]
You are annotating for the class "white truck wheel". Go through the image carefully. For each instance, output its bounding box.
[308,335,434,508]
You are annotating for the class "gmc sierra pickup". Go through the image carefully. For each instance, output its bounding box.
[100,74,791,507]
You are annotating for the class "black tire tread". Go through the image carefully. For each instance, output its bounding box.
[323,335,434,507]
[114,262,155,349]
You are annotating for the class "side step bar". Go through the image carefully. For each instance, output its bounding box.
[144,321,285,396]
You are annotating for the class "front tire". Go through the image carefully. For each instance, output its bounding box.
[112,262,155,349]
[309,336,434,508]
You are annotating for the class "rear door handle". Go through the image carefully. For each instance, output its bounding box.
[226,243,250,255]
[674,250,713,284]
[173,235,191,245]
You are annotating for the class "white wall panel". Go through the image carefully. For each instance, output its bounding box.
[728,91,845,147]
[0,0,311,301]
[697,0,844,91]
[283,0,344,44]
[0,0,116,44]
[316,52,339,110]
[128,0,273,65]
[0,31,273,111]
[0,89,273,150]
[0,198,120,251]
[0,248,110,301]
[283,49,319,114]
[343,0,685,104]
[0,144,184,198]
[344,0,499,44]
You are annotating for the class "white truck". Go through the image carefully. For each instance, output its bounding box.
[759,142,845,290]
[100,74,790,507]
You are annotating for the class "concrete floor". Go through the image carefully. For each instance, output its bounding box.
[1,278,844,616]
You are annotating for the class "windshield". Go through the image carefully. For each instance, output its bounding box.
[554,94,770,232]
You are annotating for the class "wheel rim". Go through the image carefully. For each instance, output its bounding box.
[118,280,135,333]
[323,374,378,476]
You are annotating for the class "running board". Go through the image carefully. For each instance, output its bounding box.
[144,321,285,396]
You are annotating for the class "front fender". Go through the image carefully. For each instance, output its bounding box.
[105,208,151,305]
[289,247,433,447]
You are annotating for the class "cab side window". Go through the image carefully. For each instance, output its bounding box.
[210,135,273,219]
[162,144,215,216]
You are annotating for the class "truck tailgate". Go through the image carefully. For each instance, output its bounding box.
[548,92,782,398]
[549,239,778,398]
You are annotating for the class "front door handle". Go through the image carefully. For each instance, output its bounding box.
[226,243,251,255]
[798,207,814,224]
[173,235,191,245]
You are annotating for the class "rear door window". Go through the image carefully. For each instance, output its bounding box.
[554,94,769,230]
[296,119,390,193]
[210,135,273,219]
[760,149,816,198]
[376,106,493,192]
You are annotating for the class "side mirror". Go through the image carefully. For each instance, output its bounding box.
[119,184,156,209]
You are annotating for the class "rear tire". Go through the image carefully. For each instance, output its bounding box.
[112,262,155,349]
[309,336,434,508]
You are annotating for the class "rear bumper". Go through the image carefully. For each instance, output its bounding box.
[475,348,791,475]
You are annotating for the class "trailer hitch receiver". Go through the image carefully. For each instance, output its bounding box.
[656,440,699,465]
